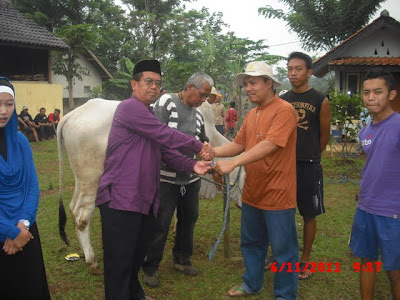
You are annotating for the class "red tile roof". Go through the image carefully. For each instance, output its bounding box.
[329,57,400,66]
[312,14,400,77]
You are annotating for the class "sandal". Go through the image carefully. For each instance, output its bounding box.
[228,285,249,297]
[298,262,313,280]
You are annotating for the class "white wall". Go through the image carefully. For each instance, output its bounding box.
[341,29,400,57]
[51,54,103,99]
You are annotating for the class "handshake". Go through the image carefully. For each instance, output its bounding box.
[197,141,238,176]
[198,141,214,161]
[192,142,215,176]
[193,142,235,176]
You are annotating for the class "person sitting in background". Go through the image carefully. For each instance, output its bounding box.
[33,107,54,140]
[0,77,51,299]
[48,108,61,137]
[17,106,39,142]
[48,108,60,127]
[225,101,238,141]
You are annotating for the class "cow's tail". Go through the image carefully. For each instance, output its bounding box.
[57,116,69,246]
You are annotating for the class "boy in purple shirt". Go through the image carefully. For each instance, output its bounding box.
[349,68,400,299]
[96,60,212,300]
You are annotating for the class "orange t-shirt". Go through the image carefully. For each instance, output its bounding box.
[234,95,297,210]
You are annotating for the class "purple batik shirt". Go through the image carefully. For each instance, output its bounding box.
[95,97,203,216]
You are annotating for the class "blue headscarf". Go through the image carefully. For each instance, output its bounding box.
[0,77,39,242]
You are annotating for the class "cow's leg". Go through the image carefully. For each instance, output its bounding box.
[73,218,101,275]
[70,187,101,275]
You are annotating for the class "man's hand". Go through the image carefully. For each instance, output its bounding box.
[2,238,21,255]
[193,160,213,175]
[213,160,236,175]
[198,142,214,161]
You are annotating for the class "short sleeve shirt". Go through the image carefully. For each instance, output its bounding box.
[234,95,297,210]
[211,103,225,125]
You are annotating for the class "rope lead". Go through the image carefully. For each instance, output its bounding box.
[208,173,230,261]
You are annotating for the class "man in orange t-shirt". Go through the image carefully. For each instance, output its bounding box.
[213,61,298,299]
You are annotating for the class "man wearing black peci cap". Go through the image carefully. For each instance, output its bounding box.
[95,60,213,300]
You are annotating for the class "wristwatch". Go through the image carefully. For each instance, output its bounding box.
[18,219,30,229]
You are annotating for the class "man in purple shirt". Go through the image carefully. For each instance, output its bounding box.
[349,68,400,300]
[95,60,212,300]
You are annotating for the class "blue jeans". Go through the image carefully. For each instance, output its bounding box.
[241,203,298,300]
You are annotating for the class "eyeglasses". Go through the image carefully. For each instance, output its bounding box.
[140,78,162,88]
[195,88,210,100]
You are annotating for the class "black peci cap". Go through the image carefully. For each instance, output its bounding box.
[133,60,161,76]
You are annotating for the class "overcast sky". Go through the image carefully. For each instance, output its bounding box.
[185,0,400,58]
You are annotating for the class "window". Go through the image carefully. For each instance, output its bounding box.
[84,86,91,94]
[346,73,360,96]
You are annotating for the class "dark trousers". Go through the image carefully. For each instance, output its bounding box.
[226,127,235,141]
[142,180,200,274]
[100,203,155,300]
[215,125,224,135]
[37,125,53,140]
[0,223,51,300]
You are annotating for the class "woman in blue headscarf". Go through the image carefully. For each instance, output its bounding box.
[0,77,50,299]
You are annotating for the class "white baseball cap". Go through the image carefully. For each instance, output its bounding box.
[235,61,281,88]
[210,86,218,95]
[210,86,222,98]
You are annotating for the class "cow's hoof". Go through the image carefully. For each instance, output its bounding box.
[90,266,103,275]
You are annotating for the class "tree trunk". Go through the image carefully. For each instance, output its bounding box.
[67,77,75,110]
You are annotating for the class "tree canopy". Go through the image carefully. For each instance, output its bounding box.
[258,0,386,51]
[11,0,277,107]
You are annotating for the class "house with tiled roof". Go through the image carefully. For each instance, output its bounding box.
[0,0,112,114]
[52,49,113,111]
[313,10,400,112]
[0,0,69,79]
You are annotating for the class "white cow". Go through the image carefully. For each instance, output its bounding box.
[57,98,244,274]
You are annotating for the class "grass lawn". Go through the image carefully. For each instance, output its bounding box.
[31,139,391,300]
